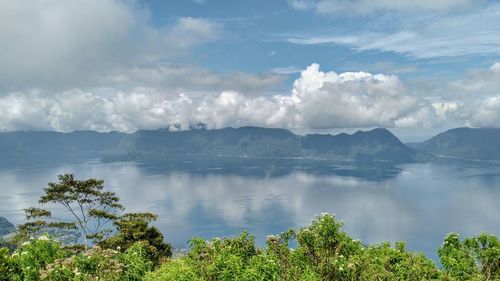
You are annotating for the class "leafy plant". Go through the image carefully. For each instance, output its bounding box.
[439,232,499,280]
[99,212,172,265]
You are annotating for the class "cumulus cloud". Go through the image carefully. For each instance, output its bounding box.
[289,0,479,14]
[450,62,500,95]
[0,64,431,132]
[465,95,500,127]
[443,62,500,127]
[0,0,221,89]
[287,3,500,58]
[290,64,418,128]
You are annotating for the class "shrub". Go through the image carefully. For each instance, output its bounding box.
[10,235,68,281]
[439,232,499,280]
[145,259,198,281]
[0,247,20,281]
[118,242,154,281]
[3,213,499,281]
[38,242,153,281]
[99,213,172,265]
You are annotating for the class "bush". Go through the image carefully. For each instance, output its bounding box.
[9,235,68,281]
[145,259,198,281]
[439,233,499,280]
[118,242,154,281]
[0,247,20,281]
[99,213,172,265]
[3,213,499,281]
[38,242,153,281]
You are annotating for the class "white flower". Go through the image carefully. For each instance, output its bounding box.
[38,235,50,241]
[21,241,30,246]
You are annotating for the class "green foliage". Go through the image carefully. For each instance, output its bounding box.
[150,232,280,281]
[36,242,153,281]
[145,259,198,281]
[347,242,439,280]
[3,235,68,281]
[118,242,154,280]
[40,245,123,280]
[3,212,499,281]
[0,247,19,281]
[15,174,124,249]
[293,213,363,279]
[99,213,172,265]
[439,232,500,280]
[143,214,498,281]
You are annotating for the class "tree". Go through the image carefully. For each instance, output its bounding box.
[99,212,172,264]
[15,174,123,250]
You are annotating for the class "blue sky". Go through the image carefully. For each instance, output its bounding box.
[1,0,500,140]
[143,0,497,76]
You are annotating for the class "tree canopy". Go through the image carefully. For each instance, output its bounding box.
[15,174,123,249]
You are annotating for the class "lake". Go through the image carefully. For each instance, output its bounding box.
[0,158,499,261]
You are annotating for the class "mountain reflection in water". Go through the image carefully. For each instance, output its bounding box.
[0,158,499,261]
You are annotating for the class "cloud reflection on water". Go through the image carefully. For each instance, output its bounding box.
[0,161,499,261]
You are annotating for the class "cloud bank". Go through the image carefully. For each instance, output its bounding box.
[0,64,432,132]
[5,58,500,132]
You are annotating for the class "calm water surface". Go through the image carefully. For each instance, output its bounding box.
[0,159,499,261]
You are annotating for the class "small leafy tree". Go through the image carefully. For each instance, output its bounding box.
[100,212,172,264]
[15,174,123,250]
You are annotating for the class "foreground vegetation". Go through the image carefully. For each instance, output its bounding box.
[1,175,498,280]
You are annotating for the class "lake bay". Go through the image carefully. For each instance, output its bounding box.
[1,159,499,261]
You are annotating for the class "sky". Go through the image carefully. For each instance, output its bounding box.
[1,0,500,141]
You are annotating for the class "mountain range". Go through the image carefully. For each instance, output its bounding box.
[1,126,499,166]
[407,127,500,161]
[0,127,416,164]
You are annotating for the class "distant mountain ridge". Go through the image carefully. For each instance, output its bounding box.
[408,127,500,161]
[0,217,14,236]
[0,127,417,164]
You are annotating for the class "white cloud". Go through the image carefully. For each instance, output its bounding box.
[450,61,500,95]
[291,63,419,129]
[271,66,303,74]
[0,64,429,132]
[0,0,221,88]
[289,0,478,14]
[101,64,285,94]
[443,62,500,127]
[287,3,500,58]
[465,95,500,127]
